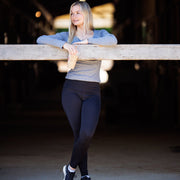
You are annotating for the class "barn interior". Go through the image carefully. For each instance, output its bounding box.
[0,0,180,179]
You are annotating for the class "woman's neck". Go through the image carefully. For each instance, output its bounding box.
[76,26,86,35]
[76,26,93,40]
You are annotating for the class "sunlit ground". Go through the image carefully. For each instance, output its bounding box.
[0,124,180,180]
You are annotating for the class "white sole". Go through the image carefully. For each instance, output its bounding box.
[63,165,67,180]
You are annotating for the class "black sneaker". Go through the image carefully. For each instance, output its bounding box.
[63,165,75,180]
[81,175,91,180]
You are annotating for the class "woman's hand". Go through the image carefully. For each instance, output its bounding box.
[73,39,88,45]
[63,43,78,56]
[63,43,79,71]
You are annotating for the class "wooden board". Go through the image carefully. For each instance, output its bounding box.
[0,44,180,61]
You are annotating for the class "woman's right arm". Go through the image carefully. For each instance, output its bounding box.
[37,32,78,55]
[36,32,68,49]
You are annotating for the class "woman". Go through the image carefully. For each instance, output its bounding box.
[37,1,117,180]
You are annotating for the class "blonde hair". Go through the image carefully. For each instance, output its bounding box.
[68,1,94,43]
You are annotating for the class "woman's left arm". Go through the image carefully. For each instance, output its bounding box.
[88,29,118,46]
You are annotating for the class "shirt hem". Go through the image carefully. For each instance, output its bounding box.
[65,77,100,83]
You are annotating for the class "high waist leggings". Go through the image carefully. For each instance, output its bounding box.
[61,79,101,176]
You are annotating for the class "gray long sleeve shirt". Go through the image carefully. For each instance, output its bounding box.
[37,29,117,82]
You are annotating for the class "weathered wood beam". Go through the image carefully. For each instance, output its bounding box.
[0,44,180,61]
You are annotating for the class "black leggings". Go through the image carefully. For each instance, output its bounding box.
[62,79,101,176]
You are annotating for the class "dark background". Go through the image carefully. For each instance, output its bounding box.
[0,0,180,133]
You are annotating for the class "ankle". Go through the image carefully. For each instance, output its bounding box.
[68,165,76,173]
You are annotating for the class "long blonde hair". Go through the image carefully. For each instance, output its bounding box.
[68,1,94,43]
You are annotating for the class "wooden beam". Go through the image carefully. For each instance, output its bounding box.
[0,44,180,61]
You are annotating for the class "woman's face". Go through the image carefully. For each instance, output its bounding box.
[70,5,84,27]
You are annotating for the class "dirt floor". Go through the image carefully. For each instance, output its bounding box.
[0,122,180,180]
